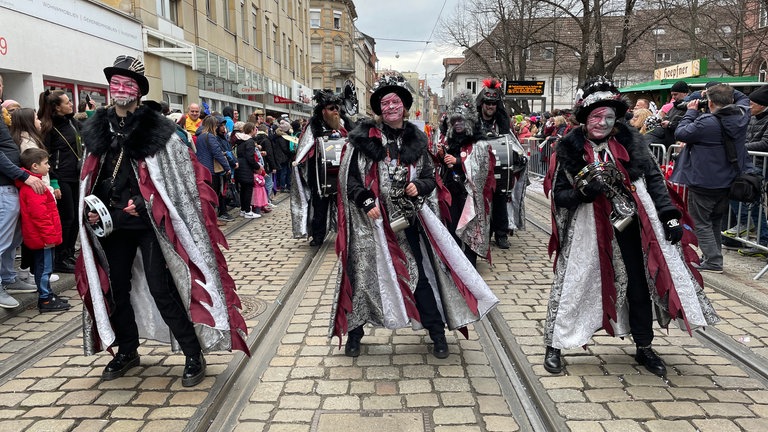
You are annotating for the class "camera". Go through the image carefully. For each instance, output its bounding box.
[676,97,708,111]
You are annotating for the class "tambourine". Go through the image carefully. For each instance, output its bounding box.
[84,195,114,237]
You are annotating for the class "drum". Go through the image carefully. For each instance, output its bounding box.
[315,137,346,197]
[488,134,527,193]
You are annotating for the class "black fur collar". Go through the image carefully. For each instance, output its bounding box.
[555,122,651,181]
[81,106,177,159]
[348,119,427,165]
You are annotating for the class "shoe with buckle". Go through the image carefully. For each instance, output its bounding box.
[102,351,140,381]
[495,235,511,249]
[543,346,562,374]
[431,334,449,359]
[345,336,361,357]
[182,353,206,387]
[635,346,666,377]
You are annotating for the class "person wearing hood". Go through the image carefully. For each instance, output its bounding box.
[543,76,719,377]
[332,73,499,360]
[222,106,235,135]
[671,84,752,273]
[438,91,495,267]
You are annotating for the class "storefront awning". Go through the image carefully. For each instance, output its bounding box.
[619,76,763,93]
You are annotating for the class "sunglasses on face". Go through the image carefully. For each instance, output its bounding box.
[325,105,339,112]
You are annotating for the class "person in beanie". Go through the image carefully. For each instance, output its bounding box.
[77,55,248,387]
[291,89,348,246]
[542,76,719,376]
[660,80,690,147]
[332,73,499,359]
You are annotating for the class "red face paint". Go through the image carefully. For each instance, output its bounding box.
[109,75,141,107]
[381,93,404,124]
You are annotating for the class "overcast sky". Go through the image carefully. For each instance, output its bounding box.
[353,1,460,95]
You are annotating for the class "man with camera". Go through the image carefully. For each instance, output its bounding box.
[671,84,751,273]
[660,81,690,147]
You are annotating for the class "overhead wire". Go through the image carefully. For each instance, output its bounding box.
[415,0,449,72]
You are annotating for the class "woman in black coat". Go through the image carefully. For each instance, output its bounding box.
[39,90,81,273]
[233,122,260,218]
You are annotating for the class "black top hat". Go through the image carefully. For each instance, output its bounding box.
[370,73,413,115]
[104,55,149,96]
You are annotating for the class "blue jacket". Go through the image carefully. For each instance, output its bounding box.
[196,132,231,175]
[670,91,751,189]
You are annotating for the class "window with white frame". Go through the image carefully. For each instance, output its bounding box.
[334,43,342,63]
[522,48,531,61]
[265,18,270,57]
[553,78,562,94]
[241,1,248,43]
[206,0,215,21]
[614,45,622,56]
[335,78,343,93]
[333,11,342,30]
[466,79,477,94]
[273,26,279,63]
[311,42,322,62]
[222,0,233,31]
[761,4,768,28]
[310,9,321,28]
[719,47,731,60]
[656,50,672,62]
[157,0,179,24]
[495,48,504,62]
[252,5,261,50]
[542,46,554,60]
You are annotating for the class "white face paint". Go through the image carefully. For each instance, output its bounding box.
[585,107,616,140]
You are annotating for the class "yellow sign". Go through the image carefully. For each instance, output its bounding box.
[653,59,708,80]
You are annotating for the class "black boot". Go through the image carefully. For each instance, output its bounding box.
[345,336,361,357]
[102,351,140,381]
[182,353,206,387]
[543,346,562,374]
[431,334,449,359]
[495,235,510,249]
[635,346,666,377]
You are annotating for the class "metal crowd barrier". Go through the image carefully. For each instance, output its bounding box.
[523,137,549,178]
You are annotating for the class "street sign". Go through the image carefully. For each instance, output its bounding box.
[273,95,293,104]
[504,81,546,96]
[236,85,265,95]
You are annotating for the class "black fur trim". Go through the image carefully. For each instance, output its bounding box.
[82,106,177,159]
[555,122,653,182]
[348,120,427,165]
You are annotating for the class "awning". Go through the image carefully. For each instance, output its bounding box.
[619,76,763,93]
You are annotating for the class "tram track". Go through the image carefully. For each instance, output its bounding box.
[523,189,768,387]
[0,196,288,387]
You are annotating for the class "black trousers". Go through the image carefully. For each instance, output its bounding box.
[615,218,654,347]
[349,223,446,341]
[446,189,478,267]
[239,182,254,212]
[490,190,510,238]
[100,228,201,356]
[310,192,330,241]
[55,180,79,263]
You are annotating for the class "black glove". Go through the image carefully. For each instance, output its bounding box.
[577,181,607,203]
[664,219,683,244]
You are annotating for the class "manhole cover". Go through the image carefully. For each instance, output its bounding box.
[239,295,267,319]
[312,410,430,432]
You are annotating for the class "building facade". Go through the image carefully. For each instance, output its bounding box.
[308,0,357,96]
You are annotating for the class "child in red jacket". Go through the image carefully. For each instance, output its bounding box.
[17,148,69,312]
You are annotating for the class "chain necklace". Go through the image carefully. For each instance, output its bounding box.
[111,148,125,186]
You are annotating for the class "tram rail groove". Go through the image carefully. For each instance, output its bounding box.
[524,188,768,384]
[188,239,330,432]
[0,197,285,387]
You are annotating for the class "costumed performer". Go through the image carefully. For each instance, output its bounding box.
[77,55,248,388]
[542,76,719,376]
[330,73,499,359]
